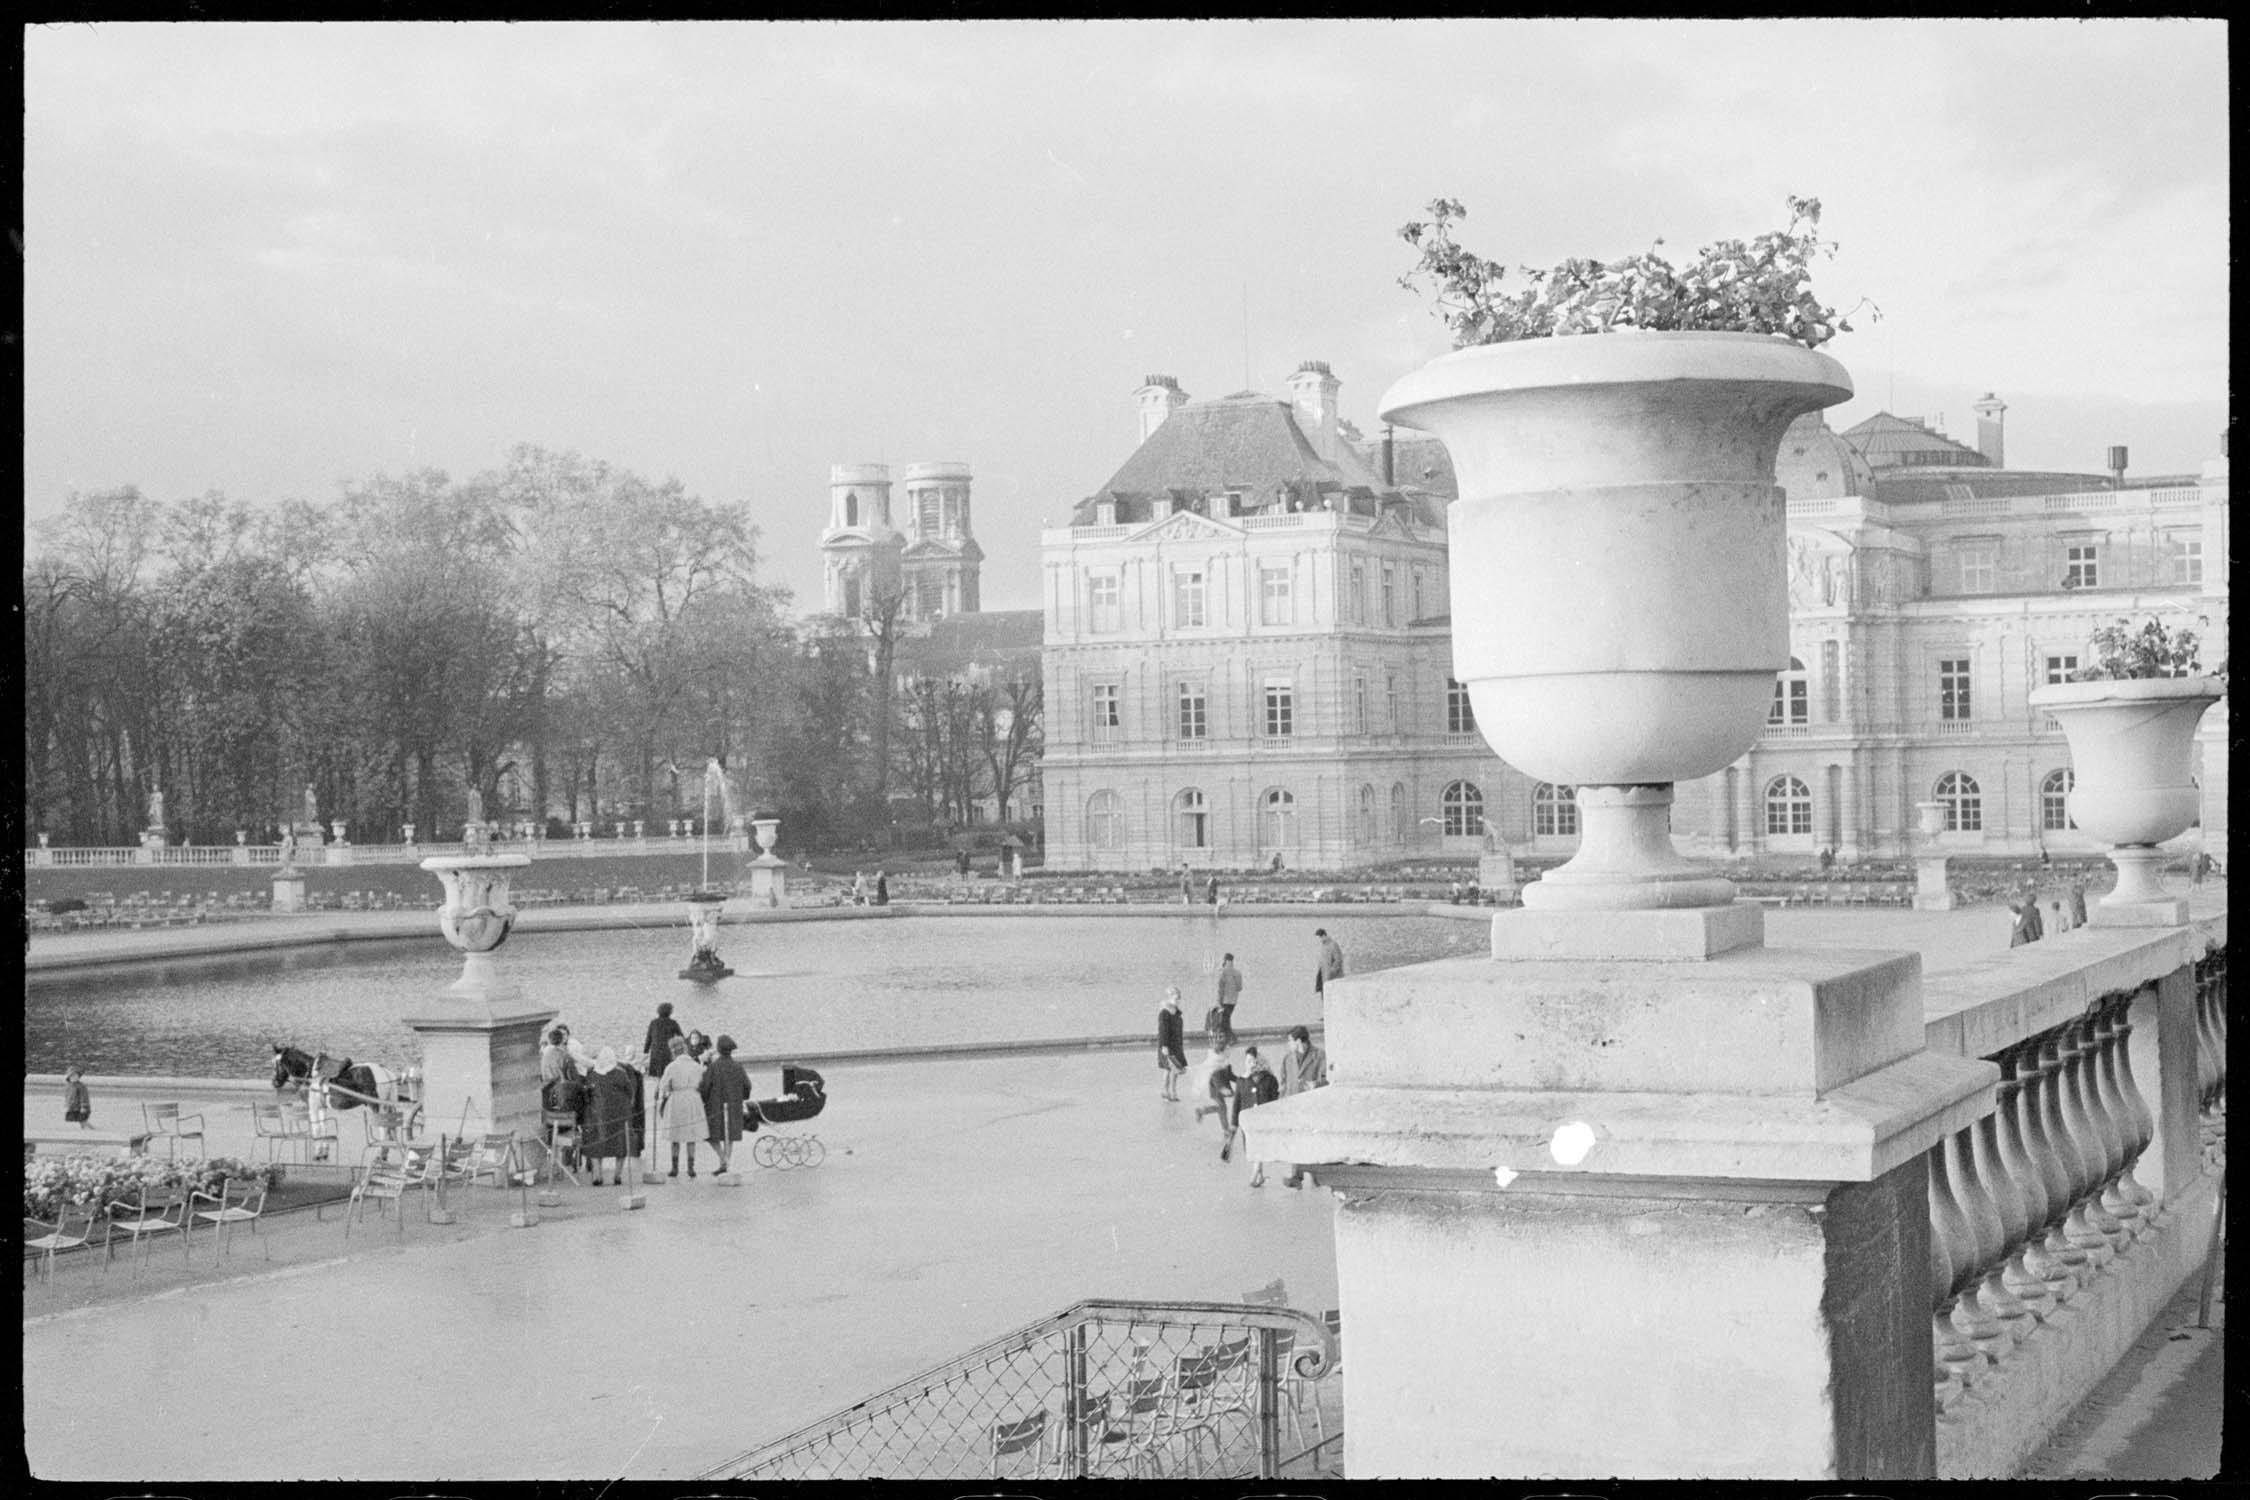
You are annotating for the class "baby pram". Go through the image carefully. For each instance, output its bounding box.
[750,1065,827,1169]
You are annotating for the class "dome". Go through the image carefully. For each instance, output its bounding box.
[1775,412,1872,501]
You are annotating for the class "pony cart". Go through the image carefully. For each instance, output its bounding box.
[750,1065,827,1169]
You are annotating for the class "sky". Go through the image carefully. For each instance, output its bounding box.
[23,19,2231,615]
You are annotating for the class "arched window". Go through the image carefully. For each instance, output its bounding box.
[845,491,860,527]
[1534,783,1579,838]
[1442,780,1485,838]
[1087,790,1124,851]
[1769,657,1809,726]
[1389,783,1406,844]
[1764,775,1813,836]
[1358,784,1378,845]
[1174,788,1208,849]
[1935,772,1981,833]
[1262,789,1298,850]
[2041,769,2076,832]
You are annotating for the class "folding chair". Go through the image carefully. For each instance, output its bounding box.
[190,1178,271,1260]
[25,1203,102,1283]
[345,1160,417,1237]
[106,1183,192,1271]
[539,1115,583,1188]
[989,1409,1053,1480]
[469,1132,527,1189]
[143,1102,207,1161]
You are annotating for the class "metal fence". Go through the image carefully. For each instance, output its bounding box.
[699,1297,1339,1481]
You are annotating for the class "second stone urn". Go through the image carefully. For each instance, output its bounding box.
[1379,330,1852,914]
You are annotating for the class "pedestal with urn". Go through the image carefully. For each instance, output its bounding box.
[404,854,554,1144]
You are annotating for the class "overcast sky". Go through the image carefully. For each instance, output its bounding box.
[24,19,2230,613]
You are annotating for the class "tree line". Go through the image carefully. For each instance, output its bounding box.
[22,444,1042,852]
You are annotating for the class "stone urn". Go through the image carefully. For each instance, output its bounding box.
[420,854,531,992]
[409,853,551,1144]
[1379,331,1851,914]
[2026,676,2226,923]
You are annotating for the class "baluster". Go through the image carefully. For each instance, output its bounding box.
[1965,1091,2037,1345]
[2093,991,2158,1238]
[2045,1023,2121,1271]
[1944,1124,2026,1359]
[2073,999,2139,1250]
[2024,1030,2093,1297]
[1927,1139,1983,1411]
[1992,1045,2062,1319]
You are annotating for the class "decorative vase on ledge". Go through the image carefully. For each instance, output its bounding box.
[1379,330,1852,914]
[2026,676,2225,925]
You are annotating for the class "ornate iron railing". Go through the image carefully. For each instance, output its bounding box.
[698,1298,1338,1481]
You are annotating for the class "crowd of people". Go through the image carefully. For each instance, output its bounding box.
[537,1001,755,1184]
[1157,926,1338,1189]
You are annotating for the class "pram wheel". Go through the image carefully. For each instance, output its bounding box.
[798,1137,826,1168]
[753,1135,782,1169]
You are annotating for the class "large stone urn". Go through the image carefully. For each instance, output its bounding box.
[747,815,789,908]
[1378,330,1853,930]
[1912,799,1956,911]
[406,853,553,1140]
[2026,676,2226,925]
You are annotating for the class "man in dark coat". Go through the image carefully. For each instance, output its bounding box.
[641,1001,685,1078]
[1156,988,1188,1100]
[1313,928,1345,1000]
[1275,1026,1329,1189]
[699,1034,752,1176]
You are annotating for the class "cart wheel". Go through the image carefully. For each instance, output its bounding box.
[800,1136,826,1168]
[752,1136,781,1169]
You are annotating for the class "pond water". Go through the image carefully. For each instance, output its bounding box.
[25,912,1482,1080]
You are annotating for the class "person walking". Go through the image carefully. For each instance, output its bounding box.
[1237,1049,1281,1186]
[62,1067,92,1130]
[2067,881,2089,927]
[658,1036,707,1179]
[1215,953,1243,1042]
[851,870,867,907]
[641,1001,685,1079]
[2048,898,2072,935]
[1192,1046,1241,1160]
[582,1048,637,1186]
[1275,1026,1329,1189]
[699,1035,751,1177]
[1313,928,1345,1001]
[873,870,890,906]
[1156,988,1188,1101]
[1205,874,1220,906]
[2008,897,2043,948]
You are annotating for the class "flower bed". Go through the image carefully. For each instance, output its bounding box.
[23,1153,283,1222]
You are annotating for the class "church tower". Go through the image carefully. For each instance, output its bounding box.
[821,463,902,620]
[898,461,981,619]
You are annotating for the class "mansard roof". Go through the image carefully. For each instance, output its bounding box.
[1840,412,1990,469]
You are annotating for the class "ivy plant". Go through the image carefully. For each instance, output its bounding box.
[1398,195,1874,350]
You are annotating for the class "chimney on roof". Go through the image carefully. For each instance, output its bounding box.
[1972,392,2006,469]
[1136,375,1187,445]
[1382,424,1395,487]
[1288,360,1341,464]
[2108,445,2129,488]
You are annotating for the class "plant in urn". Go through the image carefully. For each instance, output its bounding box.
[1383,197,1860,944]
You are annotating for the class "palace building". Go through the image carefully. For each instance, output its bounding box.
[1038,366,2229,872]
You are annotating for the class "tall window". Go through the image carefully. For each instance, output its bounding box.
[1412,569,1427,622]
[1353,674,1369,734]
[1446,677,1477,734]
[1820,639,1841,722]
[1390,782,1406,843]
[1358,784,1378,844]
[1764,775,1813,836]
[2170,533,2204,585]
[1349,563,1366,625]
[1174,789,1209,848]
[916,577,944,617]
[918,488,941,536]
[1936,771,1981,833]
[2040,769,2075,832]
[1381,565,1397,626]
[1769,657,1809,726]
[1173,568,1206,628]
[1264,682,1294,738]
[1959,545,1996,594]
[1090,682,1121,744]
[1533,783,1579,837]
[2064,544,2099,589]
[2044,654,2078,685]
[1087,790,1123,851]
[1442,780,1486,838]
[1939,658,1972,721]
[1261,789,1297,850]
[1176,681,1207,740]
[1089,573,1121,634]
[1384,671,1400,729]
[1259,565,1294,625]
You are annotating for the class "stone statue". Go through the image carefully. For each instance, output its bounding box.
[302,784,319,827]
[467,787,484,828]
[147,789,165,829]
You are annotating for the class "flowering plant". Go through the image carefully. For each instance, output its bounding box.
[1398,195,1874,350]
[2068,616,2216,682]
[23,1152,284,1220]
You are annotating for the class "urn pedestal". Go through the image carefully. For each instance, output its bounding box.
[406,855,553,1142]
[1912,801,1955,911]
[747,817,788,908]
[270,871,307,913]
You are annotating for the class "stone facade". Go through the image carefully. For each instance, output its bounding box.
[1040,374,2230,872]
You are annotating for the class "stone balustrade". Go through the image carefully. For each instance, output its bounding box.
[1918,912,2226,1478]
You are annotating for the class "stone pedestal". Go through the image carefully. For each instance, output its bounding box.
[1242,911,1994,1481]
[2087,847,2188,927]
[137,831,163,864]
[270,872,307,913]
[1913,855,1956,911]
[402,954,554,1143]
[1477,849,1517,904]
[748,854,789,909]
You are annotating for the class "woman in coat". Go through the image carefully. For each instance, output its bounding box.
[1156,988,1188,1101]
[698,1034,752,1176]
[658,1036,708,1178]
[581,1048,637,1186]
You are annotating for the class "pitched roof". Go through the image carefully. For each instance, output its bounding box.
[894,609,1044,677]
[1839,412,1989,469]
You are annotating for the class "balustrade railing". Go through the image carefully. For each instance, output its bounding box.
[698,1298,1337,1481]
[2194,944,2228,1169]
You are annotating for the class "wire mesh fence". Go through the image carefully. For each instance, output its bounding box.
[701,1297,1339,1481]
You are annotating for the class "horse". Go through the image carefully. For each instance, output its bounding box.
[270,1043,404,1159]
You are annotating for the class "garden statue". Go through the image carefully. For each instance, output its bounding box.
[302,784,319,827]
[147,788,166,830]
